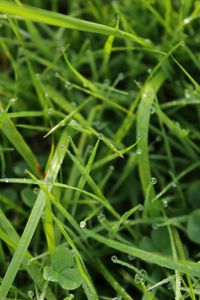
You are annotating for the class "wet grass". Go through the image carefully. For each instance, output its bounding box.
[0,1,200,299]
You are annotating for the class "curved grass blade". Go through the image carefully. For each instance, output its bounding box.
[0,1,151,46]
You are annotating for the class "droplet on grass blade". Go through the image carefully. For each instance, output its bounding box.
[65,82,73,90]
[98,133,104,140]
[151,177,157,185]
[111,255,118,263]
[79,221,86,229]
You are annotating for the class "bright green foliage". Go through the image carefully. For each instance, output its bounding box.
[43,247,82,290]
[0,1,200,299]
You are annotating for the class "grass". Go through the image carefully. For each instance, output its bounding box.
[0,0,200,299]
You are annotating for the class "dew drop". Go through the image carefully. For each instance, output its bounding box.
[183,18,190,25]
[109,165,115,171]
[98,133,104,140]
[79,220,86,229]
[138,204,143,211]
[67,136,72,142]
[172,180,177,188]
[54,72,60,78]
[69,119,78,127]
[185,90,191,99]
[27,290,34,298]
[152,223,159,230]
[48,108,53,115]
[111,255,118,263]
[104,78,110,85]
[149,106,155,114]
[60,144,65,149]
[98,213,106,223]
[136,148,142,155]
[147,68,152,74]
[87,145,93,153]
[65,82,73,90]
[71,101,77,107]
[10,97,17,104]
[151,177,157,185]
[5,178,8,183]
[162,199,168,208]
[137,133,142,140]
[134,274,142,284]
[140,269,147,277]
[35,73,40,78]
[33,187,39,195]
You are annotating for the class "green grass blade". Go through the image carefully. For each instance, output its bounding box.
[0,1,150,46]
[0,130,69,299]
[85,229,200,277]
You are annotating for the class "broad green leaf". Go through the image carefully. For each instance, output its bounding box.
[58,268,82,290]
[43,266,59,283]
[187,181,200,209]
[52,247,74,272]
[187,209,200,244]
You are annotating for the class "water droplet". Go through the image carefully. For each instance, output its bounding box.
[149,106,155,114]
[71,101,77,107]
[48,108,53,115]
[67,136,72,142]
[98,133,104,140]
[140,269,147,277]
[128,254,135,260]
[152,223,159,230]
[98,213,106,223]
[45,92,49,98]
[111,255,118,263]
[137,133,142,140]
[104,78,110,85]
[109,165,115,171]
[5,178,8,183]
[55,72,60,78]
[183,18,190,25]
[136,148,142,155]
[35,73,40,78]
[79,221,86,229]
[33,187,39,195]
[118,73,124,80]
[65,82,73,90]
[172,180,177,188]
[27,290,34,298]
[10,97,17,104]
[134,274,142,284]
[185,90,191,99]
[60,144,65,149]
[147,68,152,74]
[69,119,78,127]
[151,177,157,185]
[167,282,172,290]
[87,145,93,153]
[162,199,168,208]
[138,204,143,211]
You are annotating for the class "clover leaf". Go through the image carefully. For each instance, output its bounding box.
[43,247,82,290]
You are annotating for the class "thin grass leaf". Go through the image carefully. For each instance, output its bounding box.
[0,103,42,177]
[0,130,69,299]
[0,1,151,46]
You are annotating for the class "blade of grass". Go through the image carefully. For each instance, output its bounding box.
[0,1,151,46]
[0,129,69,299]
[0,103,42,177]
[85,229,200,277]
